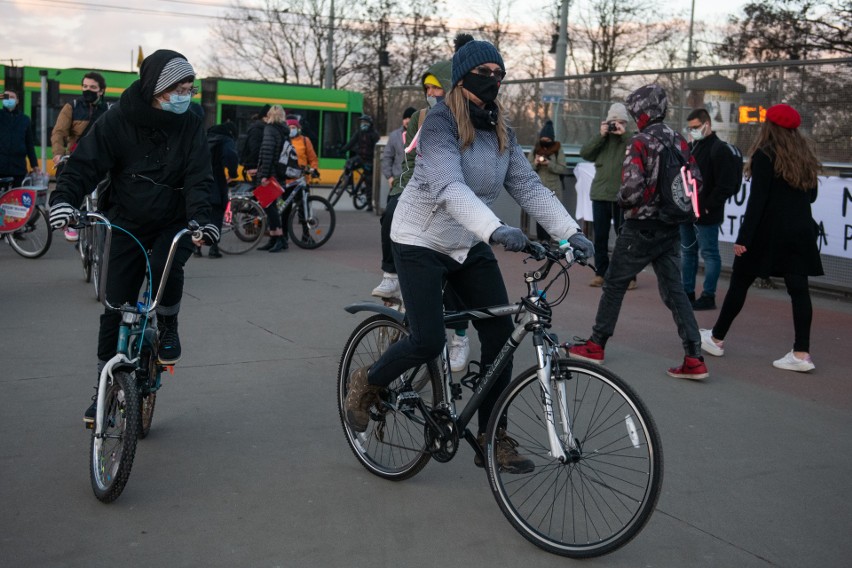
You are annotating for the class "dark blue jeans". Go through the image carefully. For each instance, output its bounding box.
[368,241,513,433]
[590,220,701,357]
[592,200,625,277]
[680,223,722,297]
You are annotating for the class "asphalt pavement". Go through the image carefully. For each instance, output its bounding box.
[1,203,851,568]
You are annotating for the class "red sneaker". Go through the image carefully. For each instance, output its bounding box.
[567,340,605,364]
[667,356,709,380]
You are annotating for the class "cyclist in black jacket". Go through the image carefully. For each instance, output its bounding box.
[48,49,218,423]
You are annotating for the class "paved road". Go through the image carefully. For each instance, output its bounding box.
[2,208,851,568]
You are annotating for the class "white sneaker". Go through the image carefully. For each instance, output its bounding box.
[448,334,470,373]
[700,329,724,357]
[64,228,79,242]
[371,273,400,299]
[772,350,815,372]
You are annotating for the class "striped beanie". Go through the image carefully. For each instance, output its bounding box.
[139,49,195,102]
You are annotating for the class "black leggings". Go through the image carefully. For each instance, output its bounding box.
[712,271,813,352]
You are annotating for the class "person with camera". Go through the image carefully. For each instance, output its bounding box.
[0,90,39,187]
[529,120,568,242]
[579,103,634,288]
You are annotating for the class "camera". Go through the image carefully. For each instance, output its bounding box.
[1,93,10,100]
[607,121,618,133]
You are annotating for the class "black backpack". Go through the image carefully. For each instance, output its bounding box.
[648,133,698,224]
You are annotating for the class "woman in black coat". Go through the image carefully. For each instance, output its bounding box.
[256,104,289,253]
[700,104,823,372]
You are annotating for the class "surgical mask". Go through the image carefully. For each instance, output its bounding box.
[360,123,370,131]
[2,98,16,110]
[159,92,191,114]
[289,127,299,138]
[82,90,99,104]
[689,124,706,141]
[462,72,500,104]
[426,95,444,109]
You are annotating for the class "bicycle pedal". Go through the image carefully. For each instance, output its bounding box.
[84,418,94,430]
[163,365,175,375]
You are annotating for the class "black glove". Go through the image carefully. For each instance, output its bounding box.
[490,225,527,252]
[567,232,595,260]
[199,224,220,245]
[49,202,75,230]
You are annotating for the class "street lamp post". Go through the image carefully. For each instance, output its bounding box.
[552,0,569,142]
[324,0,335,89]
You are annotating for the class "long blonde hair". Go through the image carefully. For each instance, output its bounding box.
[265,105,286,124]
[446,87,510,153]
[745,121,820,190]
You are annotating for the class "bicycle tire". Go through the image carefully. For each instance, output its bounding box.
[219,197,267,254]
[7,207,52,259]
[328,173,349,207]
[338,314,443,481]
[485,359,663,558]
[138,351,158,440]
[78,226,92,282]
[287,195,335,249]
[90,370,140,503]
[352,179,369,210]
[90,224,104,300]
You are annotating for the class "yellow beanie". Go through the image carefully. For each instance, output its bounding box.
[423,74,441,88]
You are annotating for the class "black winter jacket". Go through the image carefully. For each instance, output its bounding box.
[257,122,289,181]
[208,129,238,206]
[241,119,265,170]
[689,132,743,226]
[0,108,38,176]
[50,80,214,229]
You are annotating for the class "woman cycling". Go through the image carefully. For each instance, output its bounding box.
[344,34,594,474]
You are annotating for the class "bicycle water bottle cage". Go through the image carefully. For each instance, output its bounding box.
[459,361,482,394]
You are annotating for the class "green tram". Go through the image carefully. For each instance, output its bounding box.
[1,65,364,184]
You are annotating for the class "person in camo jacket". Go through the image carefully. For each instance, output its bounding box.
[568,84,708,381]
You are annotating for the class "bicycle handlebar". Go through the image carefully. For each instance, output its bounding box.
[71,210,202,314]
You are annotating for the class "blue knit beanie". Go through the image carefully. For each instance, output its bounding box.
[451,34,505,86]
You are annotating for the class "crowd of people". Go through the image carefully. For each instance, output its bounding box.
[1,38,824,438]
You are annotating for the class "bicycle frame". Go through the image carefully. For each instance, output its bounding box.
[346,249,580,463]
[86,212,197,439]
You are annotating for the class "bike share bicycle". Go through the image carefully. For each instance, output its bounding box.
[70,210,202,503]
[337,241,663,558]
[0,173,52,258]
[327,156,371,210]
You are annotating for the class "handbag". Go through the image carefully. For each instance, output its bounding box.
[253,176,284,208]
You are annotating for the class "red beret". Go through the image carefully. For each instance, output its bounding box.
[766,104,801,129]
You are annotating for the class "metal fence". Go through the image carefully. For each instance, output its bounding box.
[385,58,852,294]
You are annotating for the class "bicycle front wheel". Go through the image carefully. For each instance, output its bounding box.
[7,207,52,259]
[90,371,140,503]
[338,314,443,481]
[219,197,267,254]
[485,359,663,558]
[90,223,105,300]
[287,195,335,249]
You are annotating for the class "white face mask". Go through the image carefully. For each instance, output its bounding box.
[689,123,707,141]
[289,127,299,138]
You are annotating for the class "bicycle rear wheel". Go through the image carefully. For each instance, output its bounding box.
[219,197,267,254]
[90,370,140,503]
[138,350,158,440]
[287,195,335,249]
[485,359,663,558]
[7,207,52,259]
[352,180,369,210]
[338,314,443,481]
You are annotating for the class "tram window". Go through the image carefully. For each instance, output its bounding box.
[322,111,348,158]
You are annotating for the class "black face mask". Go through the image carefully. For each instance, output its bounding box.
[462,72,500,104]
[82,90,99,104]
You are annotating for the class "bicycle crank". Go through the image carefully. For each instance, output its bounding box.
[424,408,459,463]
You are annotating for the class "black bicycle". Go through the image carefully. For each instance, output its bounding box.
[337,242,663,558]
[327,156,371,210]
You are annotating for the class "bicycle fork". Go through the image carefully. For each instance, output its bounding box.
[533,339,576,462]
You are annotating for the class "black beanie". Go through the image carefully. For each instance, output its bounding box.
[451,33,505,86]
[539,120,555,140]
[139,49,193,103]
[402,107,417,120]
